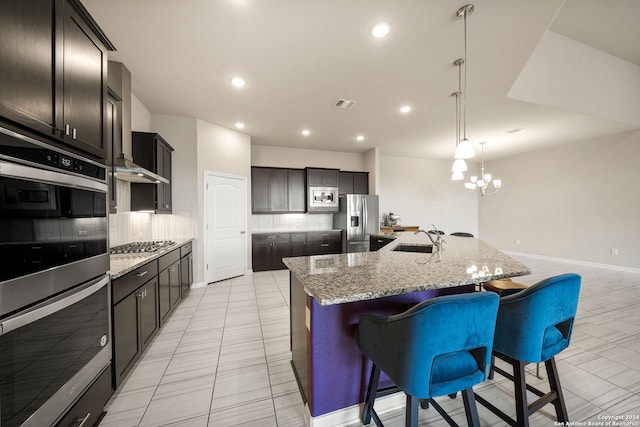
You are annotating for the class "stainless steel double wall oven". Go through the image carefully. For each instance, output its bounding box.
[0,126,111,427]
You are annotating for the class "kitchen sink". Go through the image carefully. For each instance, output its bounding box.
[392,244,433,253]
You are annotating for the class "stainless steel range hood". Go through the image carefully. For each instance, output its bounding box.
[113,155,169,184]
[108,61,167,185]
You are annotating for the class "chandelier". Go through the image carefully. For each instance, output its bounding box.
[464,141,502,196]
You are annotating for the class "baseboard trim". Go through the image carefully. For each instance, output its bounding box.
[304,392,406,427]
[189,281,206,289]
[502,250,640,274]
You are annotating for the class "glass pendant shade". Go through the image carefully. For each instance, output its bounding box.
[451,170,464,181]
[454,138,475,159]
[452,158,468,172]
[465,182,476,190]
[493,179,502,188]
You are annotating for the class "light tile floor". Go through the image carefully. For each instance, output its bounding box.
[99,255,640,426]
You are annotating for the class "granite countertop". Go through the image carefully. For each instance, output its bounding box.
[109,238,194,279]
[282,233,530,305]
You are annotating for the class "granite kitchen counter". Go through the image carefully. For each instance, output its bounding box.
[109,238,193,279]
[286,233,531,422]
[283,233,530,305]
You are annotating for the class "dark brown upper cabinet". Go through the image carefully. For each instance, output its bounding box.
[338,171,369,195]
[251,167,306,214]
[130,132,174,213]
[0,0,114,160]
[306,168,339,187]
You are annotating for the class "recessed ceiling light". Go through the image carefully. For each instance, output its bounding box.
[371,22,391,38]
[301,129,310,136]
[235,122,245,129]
[356,135,365,142]
[230,77,246,88]
[400,105,411,113]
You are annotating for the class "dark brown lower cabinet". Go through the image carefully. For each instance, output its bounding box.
[112,276,158,388]
[370,235,395,251]
[306,231,341,255]
[56,365,113,427]
[252,231,342,271]
[290,232,307,257]
[180,242,193,298]
[158,250,181,326]
[252,234,291,272]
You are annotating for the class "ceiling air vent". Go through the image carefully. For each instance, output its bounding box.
[335,98,357,109]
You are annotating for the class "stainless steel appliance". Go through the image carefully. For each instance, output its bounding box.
[308,186,339,211]
[110,240,175,254]
[333,194,379,252]
[0,125,111,426]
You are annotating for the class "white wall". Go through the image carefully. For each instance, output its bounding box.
[251,145,364,171]
[479,129,640,269]
[364,148,380,195]
[379,155,478,235]
[131,94,152,131]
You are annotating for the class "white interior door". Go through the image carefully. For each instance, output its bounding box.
[204,172,247,283]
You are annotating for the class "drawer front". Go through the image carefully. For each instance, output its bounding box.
[158,248,181,271]
[180,242,192,257]
[307,239,341,255]
[291,233,306,242]
[112,261,158,305]
[370,236,394,251]
[253,233,291,243]
[307,231,341,243]
[56,365,112,427]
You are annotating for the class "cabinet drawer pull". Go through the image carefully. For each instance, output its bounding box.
[74,412,91,427]
[72,128,77,140]
[135,291,143,298]
[320,243,330,247]
[136,270,148,277]
[65,124,71,136]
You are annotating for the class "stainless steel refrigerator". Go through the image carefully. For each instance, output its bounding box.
[333,194,380,253]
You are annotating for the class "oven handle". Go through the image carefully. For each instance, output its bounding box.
[0,160,107,193]
[0,275,109,336]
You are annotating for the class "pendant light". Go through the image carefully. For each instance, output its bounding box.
[454,4,476,160]
[451,58,466,180]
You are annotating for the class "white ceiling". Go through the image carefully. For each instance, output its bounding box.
[83,0,640,161]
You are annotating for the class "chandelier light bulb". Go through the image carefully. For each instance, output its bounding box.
[465,182,476,190]
[452,170,464,181]
[493,179,502,188]
[483,173,492,182]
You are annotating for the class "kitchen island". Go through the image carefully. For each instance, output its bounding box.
[283,233,530,426]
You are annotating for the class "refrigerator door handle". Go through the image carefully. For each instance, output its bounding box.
[363,198,368,237]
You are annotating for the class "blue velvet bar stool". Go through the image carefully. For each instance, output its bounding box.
[355,292,499,427]
[475,273,581,426]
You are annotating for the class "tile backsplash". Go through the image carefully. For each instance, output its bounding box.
[109,211,195,247]
[252,213,333,233]
[109,180,195,247]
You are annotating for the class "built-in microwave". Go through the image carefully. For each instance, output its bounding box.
[308,186,339,211]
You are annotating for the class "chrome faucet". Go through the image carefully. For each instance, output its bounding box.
[415,224,445,252]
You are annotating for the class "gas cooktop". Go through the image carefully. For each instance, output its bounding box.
[110,240,175,254]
